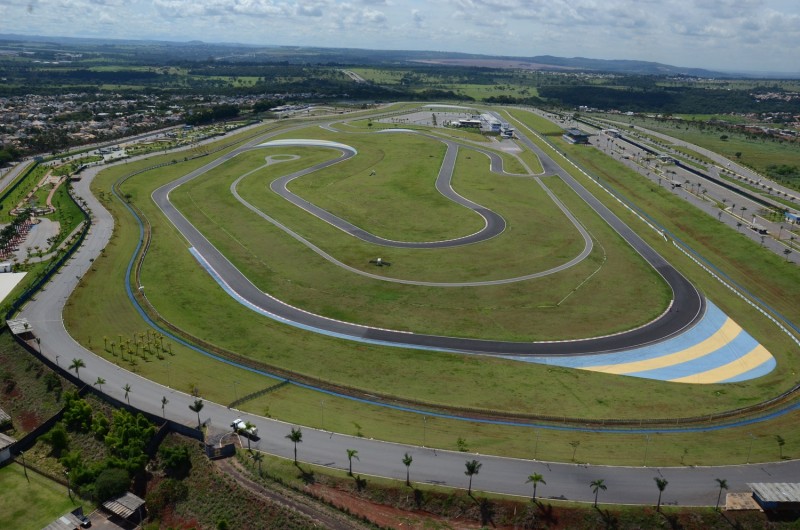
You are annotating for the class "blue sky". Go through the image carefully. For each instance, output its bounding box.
[2,0,799,74]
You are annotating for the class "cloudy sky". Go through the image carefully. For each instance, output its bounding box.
[2,0,799,74]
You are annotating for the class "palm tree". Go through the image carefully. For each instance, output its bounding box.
[402,453,413,487]
[189,399,204,429]
[569,440,581,462]
[286,427,302,464]
[161,396,168,418]
[252,451,264,477]
[715,478,728,511]
[346,449,359,476]
[654,477,668,511]
[123,383,131,405]
[93,377,106,392]
[68,358,85,380]
[590,479,607,507]
[526,473,546,502]
[244,421,256,451]
[464,459,482,495]
[776,435,786,459]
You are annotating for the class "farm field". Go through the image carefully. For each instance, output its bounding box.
[61,105,800,467]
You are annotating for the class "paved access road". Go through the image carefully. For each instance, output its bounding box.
[19,113,800,507]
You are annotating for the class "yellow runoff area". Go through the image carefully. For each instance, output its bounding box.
[670,346,773,384]
[584,318,772,383]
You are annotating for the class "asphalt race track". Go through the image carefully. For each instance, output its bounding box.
[152,122,704,356]
[15,112,800,506]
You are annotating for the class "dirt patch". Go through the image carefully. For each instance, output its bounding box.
[309,483,515,529]
[16,409,41,432]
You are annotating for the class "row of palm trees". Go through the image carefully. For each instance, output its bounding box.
[276,426,732,509]
[67,358,735,509]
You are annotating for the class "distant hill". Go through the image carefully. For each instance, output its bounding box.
[0,33,748,78]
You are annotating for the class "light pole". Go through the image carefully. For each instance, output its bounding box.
[643,434,651,467]
[55,354,59,367]
[747,433,756,463]
[534,429,540,460]
[423,416,427,447]
[232,380,239,404]
[65,471,72,500]
[320,400,325,431]
[20,451,29,482]
[166,361,171,388]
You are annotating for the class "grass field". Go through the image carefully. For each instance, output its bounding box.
[0,464,88,529]
[166,124,668,339]
[60,107,800,467]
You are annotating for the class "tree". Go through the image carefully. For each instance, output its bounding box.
[346,449,359,476]
[784,248,792,262]
[715,478,728,511]
[68,358,85,379]
[569,440,581,462]
[161,396,168,418]
[465,459,482,495]
[526,473,546,502]
[590,479,607,507]
[94,377,106,392]
[159,444,191,478]
[776,435,786,459]
[123,383,131,405]
[189,399,204,429]
[252,451,264,477]
[244,421,256,451]
[654,477,668,511]
[286,427,302,464]
[402,453,413,486]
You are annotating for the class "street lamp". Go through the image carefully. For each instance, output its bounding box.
[232,380,239,404]
[320,400,325,431]
[20,451,29,482]
[643,434,651,467]
[55,354,59,367]
[423,416,427,447]
[747,433,756,463]
[65,471,72,500]
[534,429,540,460]
[166,361,171,388]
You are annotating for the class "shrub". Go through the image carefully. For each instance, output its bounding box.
[94,467,130,502]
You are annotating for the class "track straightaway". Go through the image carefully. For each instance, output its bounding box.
[153,121,704,356]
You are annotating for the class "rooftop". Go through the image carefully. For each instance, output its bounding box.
[748,483,800,503]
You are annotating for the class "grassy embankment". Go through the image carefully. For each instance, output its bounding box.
[64,109,800,466]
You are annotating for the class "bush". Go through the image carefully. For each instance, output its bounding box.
[146,478,188,516]
[42,421,69,455]
[62,392,93,432]
[159,444,191,478]
[94,467,130,502]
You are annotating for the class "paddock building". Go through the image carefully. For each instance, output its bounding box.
[562,128,590,144]
[748,483,800,513]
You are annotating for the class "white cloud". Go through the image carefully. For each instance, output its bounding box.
[0,0,797,73]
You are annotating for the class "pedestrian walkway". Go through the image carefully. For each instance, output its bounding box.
[508,301,775,383]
